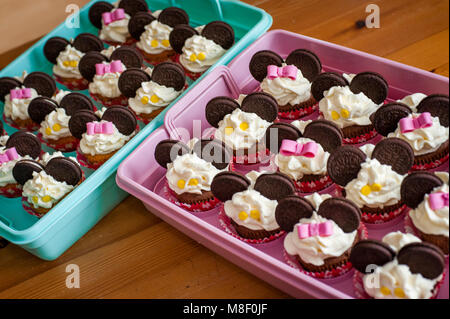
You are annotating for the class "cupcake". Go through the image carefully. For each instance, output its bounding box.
[169,21,235,80]
[13,155,83,217]
[88,0,149,46]
[0,132,42,198]
[350,233,445,299]
[28,93,96,152]
[0,71,57,131]
[154,138,232,211]
[396,93,427,112]
[249,49,322,120]
[211,171,296,240]
[78,47,144,107]
[401,171,449,254]
[129,8,190,64]
[311,71,388,144]
[264,119,343,193]
[69,106,137,169]
[277,193,362,275]
[372,95,449,171]
[327,138,415,223]
[118,62,186,123]
[206,93,278,164]
[43,34,104,90]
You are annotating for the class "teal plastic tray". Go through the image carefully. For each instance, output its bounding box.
[0,0,272,260]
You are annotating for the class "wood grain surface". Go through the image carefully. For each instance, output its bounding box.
[0,0,448,299]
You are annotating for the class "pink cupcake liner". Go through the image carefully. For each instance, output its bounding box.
[218,206,286,244]
[37,133,79,153]
[0,184,22,198]
[90,93,128,107]
[283,223,368,279]
[22,196,45,218]
[411,153,449,171]
[278,103,319,120]
[343,128,378,145]
[292,175,333,193]
[2,114,40,132]
[54,75,89,91]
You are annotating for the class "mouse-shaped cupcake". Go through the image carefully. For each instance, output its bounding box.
[88,0,150,46]
[350,233,445,299]
[78,46,144,107]
[28,93,96,152]
[327,138,415,223]
[401,171,449,254]
[0,132,42,198]
[68,105,137,169]
[128,7,190,64]
[249,49,322,120]
[155,138,232,212]
[1,71,57,131]
[118,62,186,123]
[311,71,388,144]
[169,21,235,80]
[264,119,343,193]
[372,95,449,171]
[211,171,296,241]
[205,92,278,165]
[43,34,105,90]
[276,193,364,277]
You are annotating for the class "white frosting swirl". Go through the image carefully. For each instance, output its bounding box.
[39,108,71,140]
[382,231,421,253]
[40,151,78,166]
[137,17,173,54]
[53,45,84,79]
[290,119,312,134]
[179,35,226,73]
[397,93,427,113]
[128,81,182,114]
[88,62,126,98]
[3,86,39,121]
[99,11,131,43]
[101,45,120,59]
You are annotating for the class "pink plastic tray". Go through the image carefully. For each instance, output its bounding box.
[116,30,449,298]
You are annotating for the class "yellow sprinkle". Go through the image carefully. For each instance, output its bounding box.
[63,61,70,67]
[190,53,197,62]
[238,211,248,221]
[331,110,340,120]
[197,52,206,61]
[42,196,52,203]
[360,185,372,196]
[70,61,78,67]
[250,209,260,221]
[150,94,160,103]
[52,124,61,132]
[151,39,159,47]
[202,176,206,181]
[45,127,52,135]
[177,179,186,189]
[161,39,170,47]
[141,96,149,105]
[32,196,39,204]
[340,109,350,118]
[239,122,249,131]
[371,183,382,192]
[380,286,391,296]
[188,178,199,186]
[224,127,234,136]
[394,288,405,298]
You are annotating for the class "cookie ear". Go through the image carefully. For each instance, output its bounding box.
[128,11,156,40]
[12,160,45,186]
[169,24,198,54]
[6,132,42,159]
[72,33,104,53]
[285,49,322,82]
[275,195,315,232]
[43,37,71,64]
[327,145,366,187]
[372,102,412,136]
[311,72,348,101]
[417,94,449,127]
[201,21,235,50]
[240,92,278,122]
[254,172,296,201]
[78,51,108,82]
[88,1,114,29]
[192,139,231,170]
[397,242,445,279]
[211,171,250,202]
[350,240,396,274]
[59,93,95,116]
[154,139,190,168]
[110,46,143,69]
[45,157,82,186]
[249,50,283,82]
[102,106,137,136]
[118,0,149,16]
[350,72,388,104]
[23,72,56,98]
[68,110,100,140]
[264,122,302,154]
[152,62,186,91]
[27,96,58,124]
[0,77,23,102]
[118,68,151,98]
[371,138,414,175]
[205,96,240,128]
[317,197,361,233]
[303,119,343,153]
[158,7,189,27]
[401,171,444,209]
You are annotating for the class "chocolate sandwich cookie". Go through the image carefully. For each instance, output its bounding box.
[88,1,115,29]
[254,172,295,201]
[128,11,156,40]
[154,139,190,168]
[205,96,240,128]
[0,77,22,102]
[101,106,137,136]
[118,68,151,98]
[201,21,235,50]
[317,197,361,233]
[158,7,189,28]
[110,46,143,69]
[151,62,186,92]
[72,33,105,53]
[169,25,199,54]
[327,146,366,187]
[192,139,231,170]
[6,131,42,159]
[22,72,57,98]
[43,37,71,64]
[275,195,315,232]
[68,110,100,140]
[241,92,279,123]
[27,97,58,124]
[264,122,302,153]
[417,94,449,127]
[118,0,149,17]
[372,102,412,136]
[400,171,444,209]
[350,240,396,274]
[45,157,82,186]
[59,93,95,116]
[78,51,109,82]
[311,72,349,102]
[12,160,45,185]
[249,50,284,82]
[349,71,389,105]
[210,171,250,202]
[285,49,322,82]
[303,119,343,153]
[371,138,414,175]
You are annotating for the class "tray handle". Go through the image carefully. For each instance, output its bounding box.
[169,0,224,20]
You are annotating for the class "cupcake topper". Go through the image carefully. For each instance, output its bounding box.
[0,72,56,102]
[279,140,318,158]
[5,131,42,160]
[297,222,333,239]
[88,0,149,29]
[86,121,114,135]
[102,8,126,25]
[95,60,124,75]
[400,171,446,209]
[10,88,32,100]
[0,148,19,165]
[44,34,104,65]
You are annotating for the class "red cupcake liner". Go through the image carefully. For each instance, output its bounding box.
[343,128,378,145]
[0,184,22,198]
[37,133,79,153]
[54,75,89,91]
[90,93,128,107]
[278,103,318,120]
[411,153,449,171]
[233,148,271,165]
[283,223,368,279]
[293,175,333,193]
[2,114,39,132]
[353,267,445,299]
[218,206,286,244]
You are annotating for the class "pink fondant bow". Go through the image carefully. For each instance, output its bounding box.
[102,8,126,25]
[10,88,31,100]
[399,112,433,133]
[267,64,298,80]
[279,139,318,157]
[86,121,114,135]
[297,222,333,239]
[429,192,449,210]
[0,147,19,165]
[95,61,123,76]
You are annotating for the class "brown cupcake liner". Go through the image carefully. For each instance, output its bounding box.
[137,47,177,65]
[412,140,449,171]
[3,114,40,132]
[230,219,282,240]
[277,97,319,120]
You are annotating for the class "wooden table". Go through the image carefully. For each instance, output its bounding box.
[0,0,448,298]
